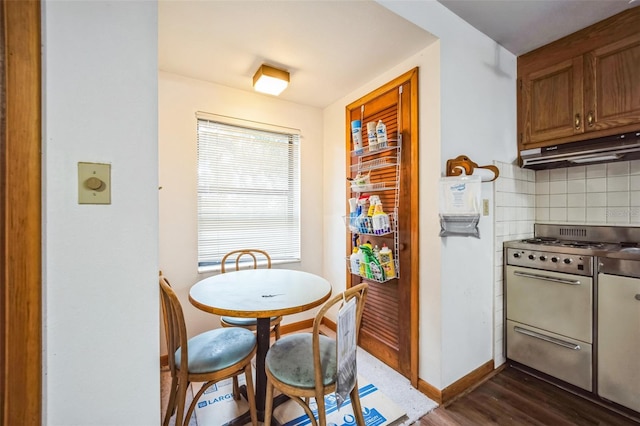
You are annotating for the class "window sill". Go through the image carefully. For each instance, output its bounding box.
[197,258,301,275]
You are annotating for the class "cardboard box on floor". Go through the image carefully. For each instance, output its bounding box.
[193,375,406,426]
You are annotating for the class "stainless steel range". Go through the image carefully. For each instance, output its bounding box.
[504,224,640,416]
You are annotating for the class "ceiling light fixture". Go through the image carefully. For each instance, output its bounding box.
[252,64,289,96]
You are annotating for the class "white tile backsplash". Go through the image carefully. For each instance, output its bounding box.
[607,161,629,176]
[536,181,550,195]
[549,168,567,181]
[549,207,567,221]
[549,194,567,207]
[607,176,629,192]
[586,192,607,207]
[567,179,585,193]
[587,163,607,178]
[607,191,629,207]
[549,180,567,194]
[536,194,550,207]
[567,208,586,222]
[587,207,607,223]
[534,160,640,225]
[567,166,586,180]
[586,177,607,192]
[567,193,586,207]
[536,169,549,182]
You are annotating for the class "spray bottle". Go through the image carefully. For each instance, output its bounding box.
[372,201,391,234]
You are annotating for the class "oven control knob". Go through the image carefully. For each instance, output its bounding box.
[513,252,521,258]
[528,254,536,260]
[564,258,572,264]
[539,255,547,261]
[551,257,559,263]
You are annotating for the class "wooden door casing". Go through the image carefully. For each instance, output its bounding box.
[345,69,419,385]
[1,1,42,425]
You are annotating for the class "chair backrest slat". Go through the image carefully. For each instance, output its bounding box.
[159,276,190,375]
[221,249,271,273]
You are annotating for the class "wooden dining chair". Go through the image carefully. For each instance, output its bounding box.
[159,275,258,426]
[263,283,369,426]
[219,249,282,340]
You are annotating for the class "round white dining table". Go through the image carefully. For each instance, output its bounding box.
[189,268,332,424]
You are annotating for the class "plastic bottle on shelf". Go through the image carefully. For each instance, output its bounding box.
[367,195,380,217]
[373,244,380,261]
[376,120,388,148]
[367,121,378,152]
[379,244,396,279]
[351,120,363,154]
[357,245,368,277]
[359,244,385,281]
[350,247,360,275]
[372,202,391,234]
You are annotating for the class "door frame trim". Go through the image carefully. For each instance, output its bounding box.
[1,1,42,424]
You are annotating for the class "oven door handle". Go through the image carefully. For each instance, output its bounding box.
[514,326,581,350]
[513,270,581,285]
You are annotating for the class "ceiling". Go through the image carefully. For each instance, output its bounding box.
[159,0,639,109]
[439,0,639,56]
[158,1,435,109]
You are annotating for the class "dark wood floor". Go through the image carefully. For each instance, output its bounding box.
[419,367,640,426]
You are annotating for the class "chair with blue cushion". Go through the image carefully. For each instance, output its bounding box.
[159,275,257,426]
[219,249,282,340]
[263,283,369,426]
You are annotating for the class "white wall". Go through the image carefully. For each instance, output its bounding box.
[42,1,159,424]
[378,0,518,389]
[158,72,325,341]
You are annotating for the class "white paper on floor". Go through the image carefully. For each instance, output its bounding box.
[192,374,407,426]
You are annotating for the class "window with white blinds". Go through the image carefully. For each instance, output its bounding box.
[197,117,301,269]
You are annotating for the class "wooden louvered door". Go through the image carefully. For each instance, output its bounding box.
[345,69,419,385]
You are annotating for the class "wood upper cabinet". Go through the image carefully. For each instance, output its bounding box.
[521,57,583,145]
[518,7,640,151]
[584,33,640,132]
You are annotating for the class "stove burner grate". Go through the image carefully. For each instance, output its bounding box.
[520,238,607,249]
[521,237,559,244]
[559,241,605,249]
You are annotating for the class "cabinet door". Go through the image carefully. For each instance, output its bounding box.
[585,33,640,132]
[597,273,640,412]
[521,57,584,146]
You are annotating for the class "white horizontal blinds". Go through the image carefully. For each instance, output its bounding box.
[197,119,301,267]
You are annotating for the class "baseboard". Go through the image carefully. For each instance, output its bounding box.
[279,318,314,334]
[418,359,496,405]
[322,317,336,332]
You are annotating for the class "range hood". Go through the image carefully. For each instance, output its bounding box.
[520,131,640,170]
